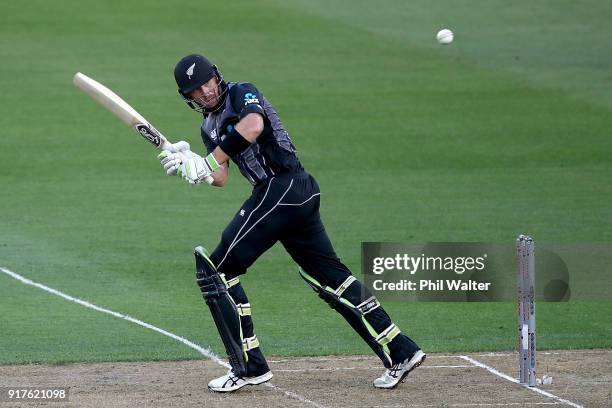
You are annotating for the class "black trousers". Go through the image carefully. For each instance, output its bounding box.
[209,171,419,374]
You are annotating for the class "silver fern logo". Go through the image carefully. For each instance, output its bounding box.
[186,63,196,79]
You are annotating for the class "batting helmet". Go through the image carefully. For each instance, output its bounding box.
[174,54,227,113]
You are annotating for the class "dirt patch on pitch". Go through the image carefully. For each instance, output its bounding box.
[0,350,609,407]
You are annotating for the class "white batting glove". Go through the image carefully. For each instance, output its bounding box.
[156,141,193,176]
[167,140,191,153]
[158,150,195,176]
[177,153,220,185]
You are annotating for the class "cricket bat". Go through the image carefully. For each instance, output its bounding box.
[73,72,172,150]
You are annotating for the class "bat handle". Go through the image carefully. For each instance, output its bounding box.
[159,139,173,151]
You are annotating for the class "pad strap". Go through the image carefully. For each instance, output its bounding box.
[356,296,381,315]
[236,303,252,316]
[221,274,240,289]
[334,276,357,296]
[375,324,401,346]
[242,335,260,351]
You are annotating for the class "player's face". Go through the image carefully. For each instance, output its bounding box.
[189,77,220,109]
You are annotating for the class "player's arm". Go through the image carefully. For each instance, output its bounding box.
[200,111,261,186]
[174,83,265,185]
[210,83,265,165]
[210,113,264,165]
[190,112,259,187]
[200,128,230,187]
[209,162,228,187]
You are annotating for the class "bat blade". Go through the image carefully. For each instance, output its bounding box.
[73,72,171,150]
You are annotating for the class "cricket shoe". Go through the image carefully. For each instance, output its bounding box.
[208,369,273,392]
[373,350,426,389]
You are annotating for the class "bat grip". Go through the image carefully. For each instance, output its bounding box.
[159,140,173,151]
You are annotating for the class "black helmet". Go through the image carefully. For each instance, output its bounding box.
[174,54,227,113]
[174,54,216,95]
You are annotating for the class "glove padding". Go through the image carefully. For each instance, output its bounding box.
[167,141,191,153]
[159,150,195,176]
[177,153,219,185]
[156,141,218,185]
[157,141,193,176]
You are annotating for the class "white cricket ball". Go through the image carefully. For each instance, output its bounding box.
[436,29,454,45]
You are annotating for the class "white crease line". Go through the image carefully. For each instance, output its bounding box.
[0,266,329,408]
[273,365,473,372]
[450,404,559,407]
[460,356,583,408]
[349,403,559,408]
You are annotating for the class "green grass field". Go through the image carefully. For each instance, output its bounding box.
[1,0,611,365]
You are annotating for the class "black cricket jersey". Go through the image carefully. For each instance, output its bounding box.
[200,82,303,186]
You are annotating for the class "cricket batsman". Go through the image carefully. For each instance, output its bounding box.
[157,54,426,392]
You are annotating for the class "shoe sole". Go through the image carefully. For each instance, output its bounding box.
[246,371,274,385]
[376,350,427,389]
[208,371,273,393]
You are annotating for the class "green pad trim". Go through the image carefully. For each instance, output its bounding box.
[243,335,260,351]
[236,303,252,316]
[375,324,401,346]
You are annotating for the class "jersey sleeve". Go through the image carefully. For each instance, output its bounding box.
[229,82,265,119]
[201,127,217,154]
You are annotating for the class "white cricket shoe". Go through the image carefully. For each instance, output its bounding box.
[373,350,426,389]
[208,370,273,392]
